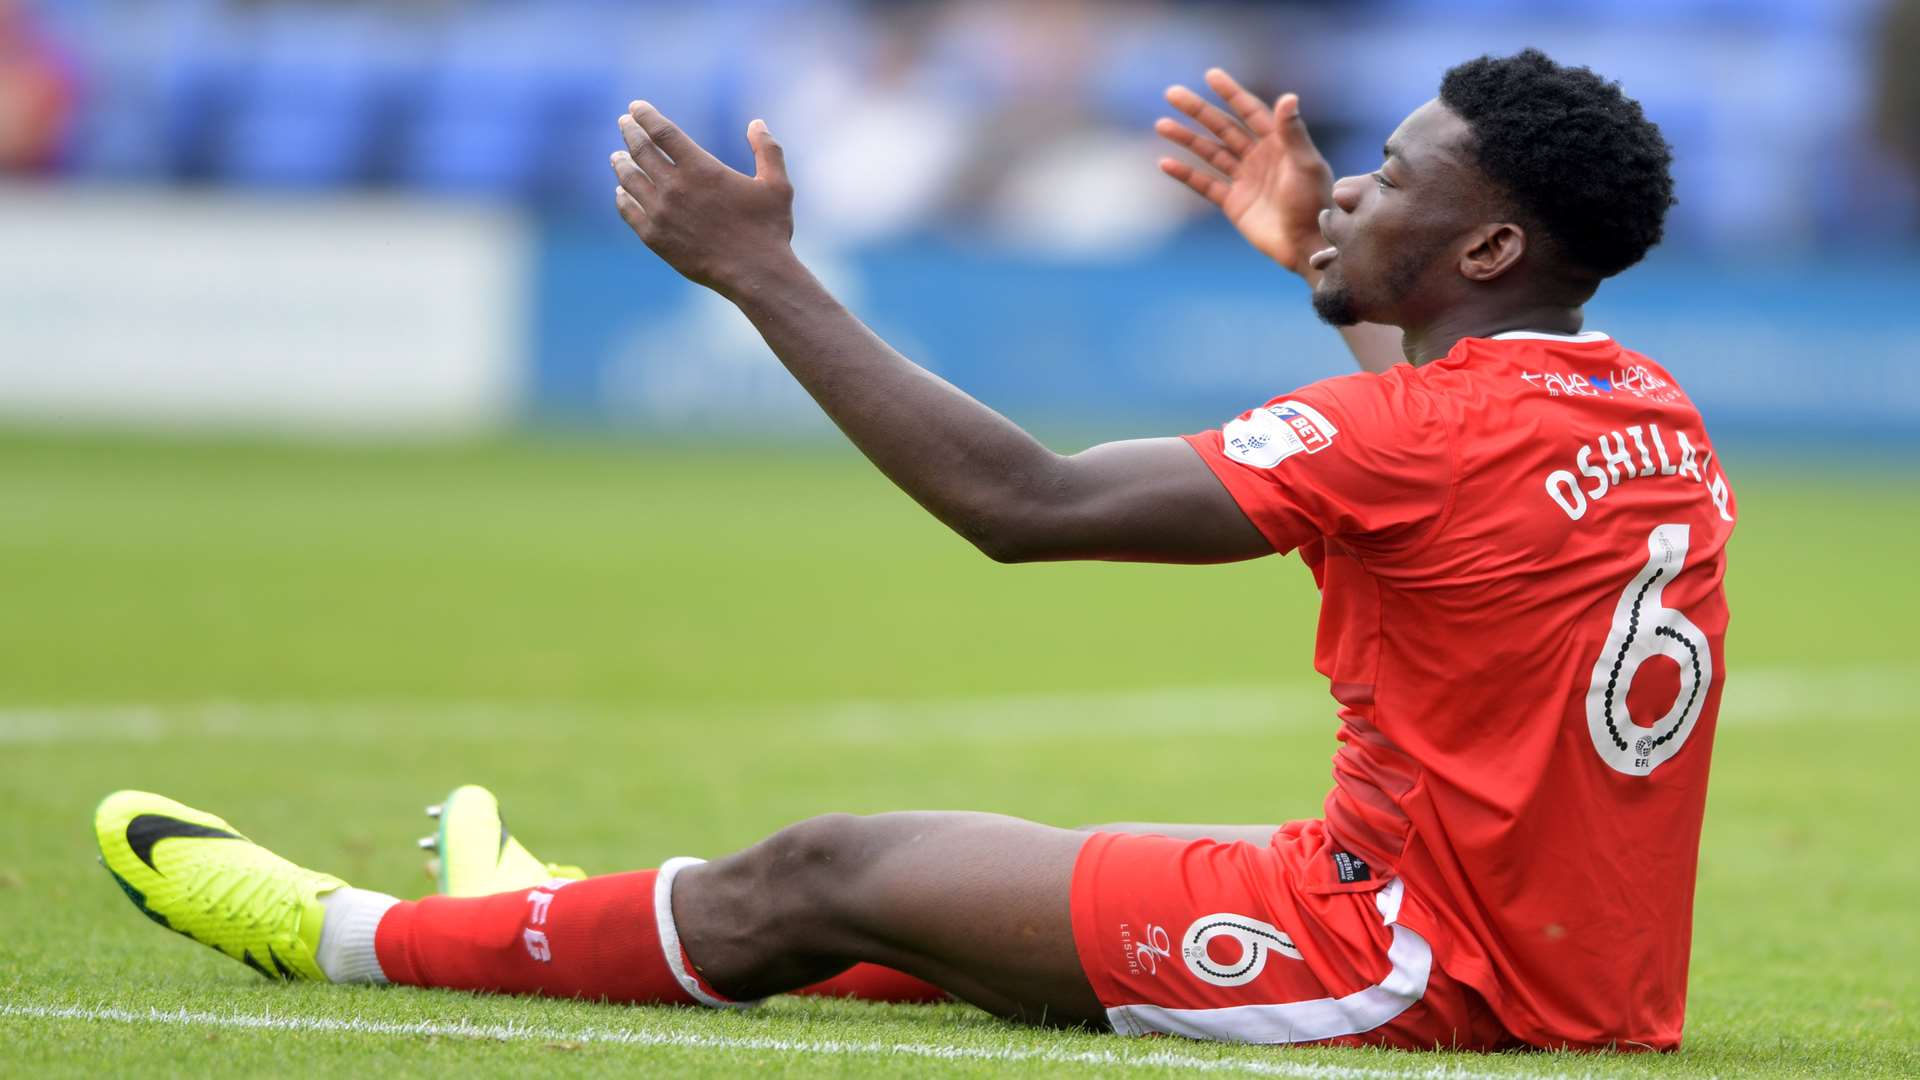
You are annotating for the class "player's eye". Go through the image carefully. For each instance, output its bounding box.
[1372,171,1393,190]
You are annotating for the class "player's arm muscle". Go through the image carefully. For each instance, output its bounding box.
[609,104,1268,563]
[730,265,1270,564]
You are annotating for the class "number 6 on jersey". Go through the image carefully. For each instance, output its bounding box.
[1586,523,1712,776]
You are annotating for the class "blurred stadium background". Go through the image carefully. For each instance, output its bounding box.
[2,3,1917,1074]
[2,0,1917,439]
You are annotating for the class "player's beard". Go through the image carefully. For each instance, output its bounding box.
[1312,284,1362,327]
[1312,236,1446,329]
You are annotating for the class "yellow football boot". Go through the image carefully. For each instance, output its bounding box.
[95,790,342,981]
[418,784,586,896]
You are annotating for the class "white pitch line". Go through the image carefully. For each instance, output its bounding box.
[0,1002,1585,1080]
[0,663,1911,745]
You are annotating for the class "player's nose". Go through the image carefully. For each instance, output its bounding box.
[1330,174,1365,213]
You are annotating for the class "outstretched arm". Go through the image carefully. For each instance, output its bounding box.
[610,103,1270,565]
[1155,69,1404,374]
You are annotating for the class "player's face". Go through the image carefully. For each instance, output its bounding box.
[1311,100,1491,329]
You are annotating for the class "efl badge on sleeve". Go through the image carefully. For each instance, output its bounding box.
[1221,400,1339,468]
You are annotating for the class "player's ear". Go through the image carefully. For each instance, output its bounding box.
[1458,222,1526,282]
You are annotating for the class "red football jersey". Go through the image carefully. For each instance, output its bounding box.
[1184,330,1735,1050]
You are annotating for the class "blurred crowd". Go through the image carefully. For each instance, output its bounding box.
[1,0,1915,254]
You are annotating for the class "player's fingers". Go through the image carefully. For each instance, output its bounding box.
[619,114,674,176]
[1163,85,1252,154]
[614,185,649,235]
[629,100,717,168]
[1204,68,1278,137]
[1154,117,1239,175]
[1273,93,1321,156]
[748,119,788,186]
[609,151,656,205]
[1159,157,1229,208]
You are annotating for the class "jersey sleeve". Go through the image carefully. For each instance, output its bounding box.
[1182,369,1454,557]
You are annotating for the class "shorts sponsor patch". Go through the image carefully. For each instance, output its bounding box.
[1220,400,1339,468]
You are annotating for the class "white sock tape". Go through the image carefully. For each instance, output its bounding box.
[654,857,758,1009]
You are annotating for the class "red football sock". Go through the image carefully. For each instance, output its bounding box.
[373,860,739,1007]
[794,963,950,1003]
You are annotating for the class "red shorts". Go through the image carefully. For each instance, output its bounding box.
[1070,820,1510,1050]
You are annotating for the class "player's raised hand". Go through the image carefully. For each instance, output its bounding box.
[611,102,795,298]
[1156,69,1332,277]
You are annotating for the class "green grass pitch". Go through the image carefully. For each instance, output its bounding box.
[0,432,1914,1077]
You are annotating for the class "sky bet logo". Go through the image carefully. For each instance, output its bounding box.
[1269,403,1335,452]
[1221,400,1340,469]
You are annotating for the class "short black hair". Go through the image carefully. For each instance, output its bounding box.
[1439,49,1675,280]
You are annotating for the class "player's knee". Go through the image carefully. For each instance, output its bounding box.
[672,815,877,983]
[747,813,874,915]
[763,812,864,868]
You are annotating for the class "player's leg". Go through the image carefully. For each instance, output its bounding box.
[679,818,1280,1012]
[670,811,1100,1024]
[422,784,948,1005]
[420,789,1272,1008]
[97,790,1101,1027]
[420,795,1279,1008]
[787,962,950,1002]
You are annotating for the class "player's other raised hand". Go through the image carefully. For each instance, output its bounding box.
[1156,69,1333,278]
[611,101,794,298]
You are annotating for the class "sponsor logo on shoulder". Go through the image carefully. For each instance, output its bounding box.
[1221,400,1339,468]
[1520,366,1683,404]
